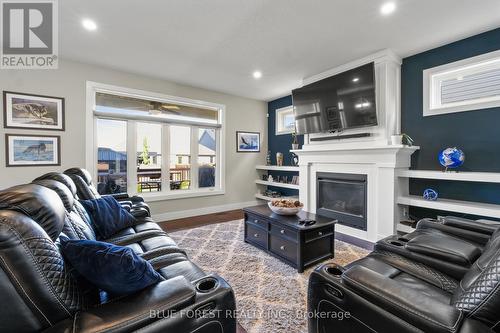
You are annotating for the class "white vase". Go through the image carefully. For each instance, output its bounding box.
[292,143,299,150]
[391,135,403,145]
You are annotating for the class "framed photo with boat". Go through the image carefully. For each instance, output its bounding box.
[5,134,61,167]
[3,91,65,131]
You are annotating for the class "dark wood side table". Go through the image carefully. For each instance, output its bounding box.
[243,205,337,273]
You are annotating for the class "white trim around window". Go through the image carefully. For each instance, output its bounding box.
[85,81,226,201]
[423,49,500,117]
[275,106,295,135]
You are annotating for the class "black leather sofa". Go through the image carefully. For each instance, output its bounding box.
[63,168,151,218]
[0,174,236,332]
[308,217,500,332]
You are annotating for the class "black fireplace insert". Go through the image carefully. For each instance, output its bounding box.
[316,172,367,231]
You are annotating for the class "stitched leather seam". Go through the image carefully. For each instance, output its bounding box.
[343,274,462,330]
[91,290,195,333]
[406,243,473,265]
[10,229,73,316]
[0,254,52,325]
[468,272,500,316]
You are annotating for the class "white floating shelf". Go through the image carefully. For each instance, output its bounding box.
[397,223,415,234]
[255,180,299,190]
[255,193,299,201]
[398,170,500,183]
[256,165,299,172]
[397,195,500,219]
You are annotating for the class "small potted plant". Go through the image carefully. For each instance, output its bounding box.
[391,133,414,146]
[291,131,299,150]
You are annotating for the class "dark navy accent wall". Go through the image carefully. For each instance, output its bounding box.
[402,27,500,219]
[267,95,304,196]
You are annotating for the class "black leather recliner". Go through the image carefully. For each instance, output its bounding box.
[62,168,151,218]
[308,229,500,332]
[375,216,500,279]
[0,183,236,332]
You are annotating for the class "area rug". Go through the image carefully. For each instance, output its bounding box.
[169,219,369,333]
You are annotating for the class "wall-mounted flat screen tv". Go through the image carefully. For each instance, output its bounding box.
[292,62,377,135]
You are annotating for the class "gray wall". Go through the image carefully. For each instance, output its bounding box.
[0,59,267,220]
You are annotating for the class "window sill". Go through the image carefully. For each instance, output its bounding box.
[140,188,225,202]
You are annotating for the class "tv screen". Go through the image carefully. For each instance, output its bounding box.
[292,62,377,135]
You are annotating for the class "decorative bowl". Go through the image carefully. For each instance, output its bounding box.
[268,201,303,216]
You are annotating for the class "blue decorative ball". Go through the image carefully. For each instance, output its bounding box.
[423,188,438,201]
[438,147,465,169]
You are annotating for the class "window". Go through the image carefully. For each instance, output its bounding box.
[275,106,295,135]
[423,50,500,116]
[88,82,225,200]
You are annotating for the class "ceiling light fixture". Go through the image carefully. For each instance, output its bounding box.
[352,77,360,83]
[253,71,262,79]
[82,19,97,31]
[380,2,396,15]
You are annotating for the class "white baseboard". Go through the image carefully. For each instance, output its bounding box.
[152,200,259,222]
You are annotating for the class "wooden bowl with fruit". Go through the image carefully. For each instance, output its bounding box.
[268,199,304,216]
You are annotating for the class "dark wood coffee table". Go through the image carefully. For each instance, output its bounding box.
[243,205,337,273]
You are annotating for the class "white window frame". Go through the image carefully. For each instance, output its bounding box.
[275,106,295,135]
[423,49,500,117]
[86,81,225,202]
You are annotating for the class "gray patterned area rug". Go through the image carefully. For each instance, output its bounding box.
[170,219,369,333]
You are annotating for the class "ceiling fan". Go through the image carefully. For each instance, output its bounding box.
[147,101,180,115]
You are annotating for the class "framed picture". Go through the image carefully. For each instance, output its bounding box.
[3,91,65,131]
[275,106,295,135]
[5,134,61,167]
[236,131,260,153]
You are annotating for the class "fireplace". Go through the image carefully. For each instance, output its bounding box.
[316,172,367,231]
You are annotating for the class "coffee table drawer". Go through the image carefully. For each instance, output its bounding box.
[270,235,297,263]
[270,223,298,242]
[246,223,268,248]
[305,227,334,243]
[245,213,268,230]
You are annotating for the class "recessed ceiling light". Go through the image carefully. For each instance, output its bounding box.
[352,77,360,83]
[253,71,262,79]
[380,2,396,15]
[82,19,97,31]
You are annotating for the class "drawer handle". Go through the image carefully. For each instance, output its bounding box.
[318,231,323,236]
[280,245,286,251]
[280,229,285,234]
[254,233,259,238]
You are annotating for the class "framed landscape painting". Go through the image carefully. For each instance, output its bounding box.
[5,134,61,167]
[236,131,260,152]
[3,91,65,131]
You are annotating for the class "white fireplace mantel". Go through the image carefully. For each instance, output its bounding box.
[293,144,419,243]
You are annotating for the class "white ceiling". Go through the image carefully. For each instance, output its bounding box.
[60,0,500,101]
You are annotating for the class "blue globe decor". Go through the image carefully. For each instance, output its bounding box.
[438,147,465,171]
[423,188,438,201]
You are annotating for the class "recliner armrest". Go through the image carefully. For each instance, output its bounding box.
[44,276,196,333]
[443,216,500,235]
[417,219,491,245]
[342,265,463,333]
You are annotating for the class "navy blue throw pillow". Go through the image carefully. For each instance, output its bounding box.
[80,196,137,239]
[60,238,162,295]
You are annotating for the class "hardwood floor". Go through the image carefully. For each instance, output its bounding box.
[158,209,244,232]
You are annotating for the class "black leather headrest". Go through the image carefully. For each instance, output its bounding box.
[32,179,75,212]
[0,184,65,241]
[64,168,92,185]
[33,172,77,197]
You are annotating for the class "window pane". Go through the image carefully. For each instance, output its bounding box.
[137,123,162,193]
[170,126,191,190]
[198,128,216,188]
[96,119,127,195]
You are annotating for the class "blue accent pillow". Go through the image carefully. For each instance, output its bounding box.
[60,238,162,295]
[80,196,137,239]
